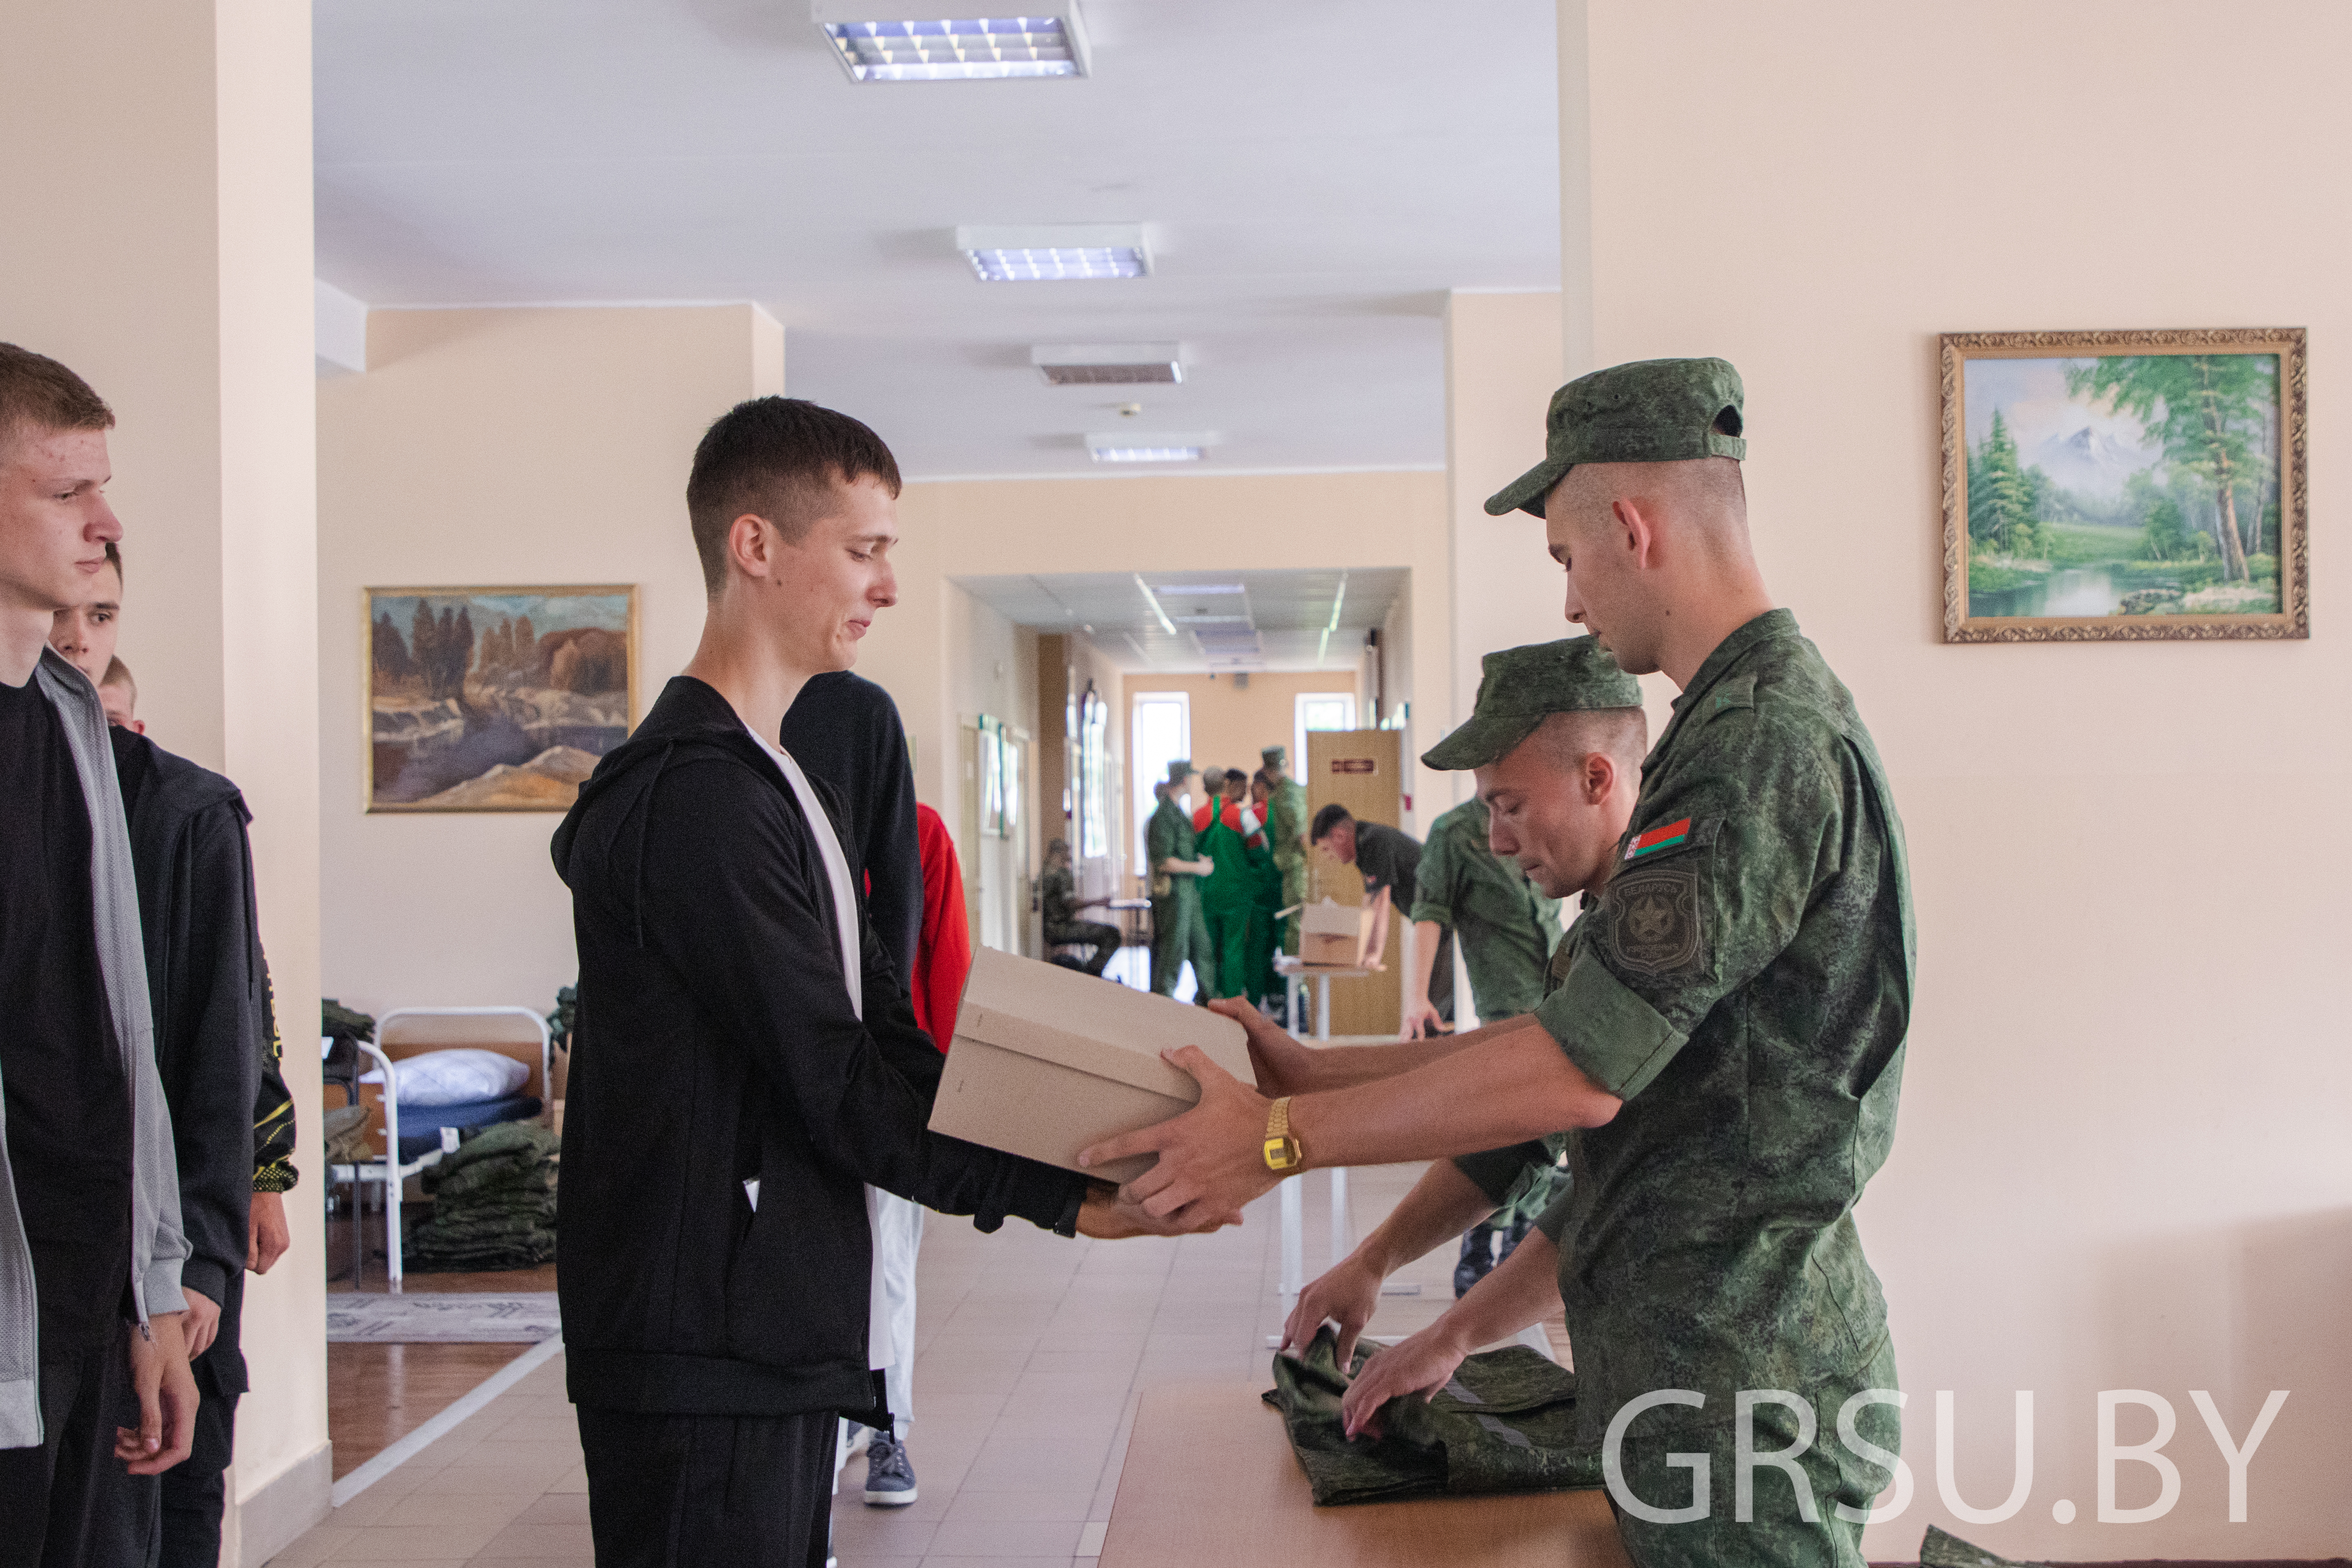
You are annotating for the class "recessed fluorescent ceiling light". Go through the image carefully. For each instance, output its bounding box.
[1032,343,1184,385]
[1154,583,1243,595]
[1088,431,1214,463]
[958,225,1149,282]
[813,4,1090,82]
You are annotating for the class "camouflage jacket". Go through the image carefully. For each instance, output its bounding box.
[1263,1326,1600,1505]
[1143,794,1197,899]
[1533,609,1913,1441]
[1264,777,1309,869]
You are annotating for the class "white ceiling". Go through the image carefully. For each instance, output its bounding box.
[314,0,1562,477]
[955,566,1405,671]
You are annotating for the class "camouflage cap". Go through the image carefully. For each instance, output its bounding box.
[1165,758,1194,785]
[1261,744,1288,769]
[1484,357,1746,519]
[1420,637,1641,771]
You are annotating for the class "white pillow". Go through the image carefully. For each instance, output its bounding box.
[390,1048,531,1107]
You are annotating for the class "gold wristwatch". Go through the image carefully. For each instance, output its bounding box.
[1263,1096,1303,1172]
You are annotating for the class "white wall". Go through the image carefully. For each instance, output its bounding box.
[1574,1,2352,1555]
[317,305,781,1014]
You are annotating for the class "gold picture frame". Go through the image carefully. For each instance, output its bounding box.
[1940,328,2306,642]
[364,584,640,812]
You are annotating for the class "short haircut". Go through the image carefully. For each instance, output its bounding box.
[685,396,902,596]
[103,540,122,587]
[1310,803,1352,842]
[1522,707,1648,773]
[0,343,114,458]
[100,656,135,701]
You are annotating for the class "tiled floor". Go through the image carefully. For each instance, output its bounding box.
[271,1162,1482,1566]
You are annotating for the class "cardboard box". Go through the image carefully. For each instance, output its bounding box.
[1298,896,1385,969]
[930,947,1252,1184]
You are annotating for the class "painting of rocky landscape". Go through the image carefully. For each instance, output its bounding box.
[366,586,635,811]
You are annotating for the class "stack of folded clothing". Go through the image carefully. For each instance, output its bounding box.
[407,1121,559,1272]
[1262,1327,1601,1505]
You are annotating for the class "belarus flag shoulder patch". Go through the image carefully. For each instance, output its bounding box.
[1624,817,1693,862]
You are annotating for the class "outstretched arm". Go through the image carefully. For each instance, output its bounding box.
[1079,1016,1617,1227]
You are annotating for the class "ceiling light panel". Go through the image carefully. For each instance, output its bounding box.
[1032,343,1184,385]
[1088,430,1213,463]
[957,225,1149,282]
[813,4,1091,82]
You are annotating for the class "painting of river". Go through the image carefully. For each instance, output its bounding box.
[366,586,637,811]
[1942,331,2305,642]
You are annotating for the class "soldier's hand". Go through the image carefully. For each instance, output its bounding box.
[1208,997,1322,1097]
[1339,1320,1473,1440]
[1285,1254,1383,1368]
[1078,1046,1281,1228]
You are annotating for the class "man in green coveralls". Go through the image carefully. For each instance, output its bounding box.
[1084,358,1913,1568]
[1145,760,1216,1000]
[1289,638,1645,1327]
[1193,768,1261,1000]
[1261,744,1310,955]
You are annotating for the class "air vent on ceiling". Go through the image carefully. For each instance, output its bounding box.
[1032,343,1184,385]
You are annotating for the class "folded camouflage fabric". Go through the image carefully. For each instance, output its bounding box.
[430,1151,556,1200]
[1262,1326,1602,1506]
[436,1120,559,1172]
[409,1120,560,1272]
[1920,1526,2048,1568]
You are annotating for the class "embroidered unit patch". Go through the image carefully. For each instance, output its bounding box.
[1623,817,1692,862]
[1606,865,1702,976]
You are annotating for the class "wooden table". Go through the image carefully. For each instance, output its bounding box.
[1100,1384,1631,1568]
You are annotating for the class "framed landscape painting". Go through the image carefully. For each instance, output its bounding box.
[1940,329,2306,642]
[365,585,638,811]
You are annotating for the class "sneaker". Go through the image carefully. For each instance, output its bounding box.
[863,1432,918,1506]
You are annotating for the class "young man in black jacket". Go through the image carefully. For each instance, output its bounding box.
[52,551,298,1566]
[552,397,1181,1568]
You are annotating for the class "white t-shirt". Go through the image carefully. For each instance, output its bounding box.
[746,721,892,1373]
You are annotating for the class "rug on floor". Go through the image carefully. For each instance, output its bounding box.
[325,1290,561,1342]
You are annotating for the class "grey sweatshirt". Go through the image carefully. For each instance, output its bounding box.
[0,648,189,1449]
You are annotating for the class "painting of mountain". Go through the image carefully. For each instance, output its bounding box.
[366,586,636,810]
[1942,331,2306,643]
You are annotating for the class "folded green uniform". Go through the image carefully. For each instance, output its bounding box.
[1261,1327,1602,1506]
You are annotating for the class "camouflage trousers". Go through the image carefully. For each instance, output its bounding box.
[1606,1334,1899,1568]
[1149,886,1215,1000]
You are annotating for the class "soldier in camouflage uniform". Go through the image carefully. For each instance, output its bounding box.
[1088,359,1913,1568]
[1280,637,1644,1360]
[1260,744,1310,955]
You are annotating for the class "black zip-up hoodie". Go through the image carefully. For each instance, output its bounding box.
[111,728,264,1391]
[551,676,1085,1419]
